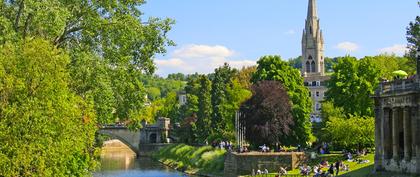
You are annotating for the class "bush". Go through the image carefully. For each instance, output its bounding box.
[153,144,226,175]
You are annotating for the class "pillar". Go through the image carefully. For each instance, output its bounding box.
[403,107,412,161]
[415,108,420,174]
[375,106,383,170]
[383,108,392,160]
[392,107,400,161]
[412,107,417,159]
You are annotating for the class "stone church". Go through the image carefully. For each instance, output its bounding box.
[302,0,330,122]
[373,49,420,174]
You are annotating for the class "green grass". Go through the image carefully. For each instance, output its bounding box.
[249,153,374,177]
[152,144,226,176]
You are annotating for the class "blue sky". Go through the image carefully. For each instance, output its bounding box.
[141,0,420,76]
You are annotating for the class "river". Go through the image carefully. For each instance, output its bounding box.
[94,139,192,177]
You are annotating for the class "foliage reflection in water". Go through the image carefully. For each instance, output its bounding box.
[94,139,190,177]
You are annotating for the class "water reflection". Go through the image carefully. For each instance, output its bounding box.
[94,139,190,177]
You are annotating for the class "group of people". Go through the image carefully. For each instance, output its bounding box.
[259,144,270,152]
[210,140,233,150]
[251,168,269,175]
[299,160,349,177]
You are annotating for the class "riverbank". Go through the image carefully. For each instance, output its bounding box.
[152,144,226,177]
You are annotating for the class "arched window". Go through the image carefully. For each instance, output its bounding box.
[311,61,316,72]
[306,61,311,73]
[310,26,313,34]
[308,55,313,60]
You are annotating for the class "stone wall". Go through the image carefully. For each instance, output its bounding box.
[224,152,306,177]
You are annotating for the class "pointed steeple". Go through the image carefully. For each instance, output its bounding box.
[302,0,324,75]
[307,0,318,19]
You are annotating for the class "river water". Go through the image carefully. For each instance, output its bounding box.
[93,140,191,177]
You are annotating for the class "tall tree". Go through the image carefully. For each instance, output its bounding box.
[325,56,381,117]
[241,81,294,147]
[406,2,420,63]
[211,63,237,133]
[196,75,212,142]
[252,55,313,146]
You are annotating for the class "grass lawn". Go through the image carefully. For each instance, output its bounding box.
[152,144,226,176]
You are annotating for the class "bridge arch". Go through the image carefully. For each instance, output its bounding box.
[97,128,140,155]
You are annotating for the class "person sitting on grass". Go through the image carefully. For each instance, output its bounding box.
[278,166,287,176]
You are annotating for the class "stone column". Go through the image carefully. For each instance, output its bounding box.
[375,106,383,170]
[383,108,392,160]
[392,107,400,161]
[415,108,420,174]
[403,107,412,161]
[412,107,417,159]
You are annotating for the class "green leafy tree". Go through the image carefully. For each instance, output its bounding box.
[324,116,375,150]
[288,56,303,69]
[406,2,420,63]
[0,0,174,124]
[0,39,97,176]
[196,75,213,142]
[210,63,237,133]
[167,73,187,81]
[325,56,381,117]
[252,55,313,146]
[364,55,415,79]
[157,91,181,119]
[235,66,256,89]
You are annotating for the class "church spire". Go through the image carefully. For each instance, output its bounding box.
[307,0,318,19]
[302,0,324,75]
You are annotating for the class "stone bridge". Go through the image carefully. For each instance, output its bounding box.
[98,117,173,156]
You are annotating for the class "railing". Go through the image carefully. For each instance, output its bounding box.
[378,78,419,94]
[99,124,127,129]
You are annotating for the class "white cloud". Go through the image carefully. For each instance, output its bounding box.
[336,42,359,52]
[378,44,408,56]
[173,44,234,58]
[284,30,296,35]
[155,58,185,67]
[155,44,256,76]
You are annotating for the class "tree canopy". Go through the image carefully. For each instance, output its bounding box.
[0,39,97,176]
[252,55,313,146]
[241,81,294,147]
[325,56,381,117]
[406,2,420,62]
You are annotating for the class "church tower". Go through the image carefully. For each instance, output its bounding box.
[302,0,325,76]
[301,0,329,122]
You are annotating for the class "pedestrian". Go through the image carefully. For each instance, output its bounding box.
[335,161,340,176]
[328,164,334,176]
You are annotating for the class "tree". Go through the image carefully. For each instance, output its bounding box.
[167,73,187,81]
[241,81,294,147]
[0,39,97,176]
[196,75,213,142]
[288,56,302,69]
[324,116,374,150]
[406,2,420,63]
[235,66,256,89]
[252,55,313,146]
[0,0,175,124]
[325,56,381,117]
[211,63,237,133]
[364,55,415,79]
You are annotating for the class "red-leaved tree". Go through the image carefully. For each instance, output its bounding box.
[240,81,294,147]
